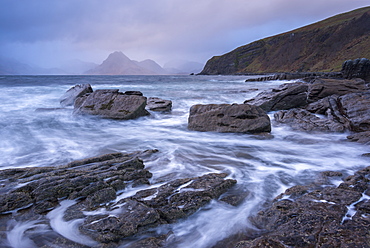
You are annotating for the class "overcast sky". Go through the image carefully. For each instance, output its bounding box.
[0,0,369,68]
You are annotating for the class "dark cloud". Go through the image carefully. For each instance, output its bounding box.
[0,0,368,67]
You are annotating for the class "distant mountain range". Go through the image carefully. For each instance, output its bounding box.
[0,52,203,75]
[200,6,370,74]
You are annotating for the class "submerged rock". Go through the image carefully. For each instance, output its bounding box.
[188,103,271,133]
[74,89,150,119]
[235,166,370,247]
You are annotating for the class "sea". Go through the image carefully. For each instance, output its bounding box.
[0,75,369,248]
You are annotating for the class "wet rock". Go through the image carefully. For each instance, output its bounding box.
[146,97,172,112]
[245,78,368,112]
[244,82,309,111]
[274,108,347,132]
[80,173,236,243]
[188,103,271,133]
[245,72,341,82]
[347,131,370,144]
[342,58,370,82]
[74,89,150,120]
[236,166,370,247]
[60,84,93,107]
[0,151,237,247]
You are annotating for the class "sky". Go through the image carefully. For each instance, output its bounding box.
[0,0,369,68]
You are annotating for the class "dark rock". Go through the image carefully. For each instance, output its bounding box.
[60,84,93,107]
[347,131,370,144]
[0,152,237,247]
[124,91,143,96]
[236,166,370,247]
[74,89,150,119]
[188,103,271,133]
[306,77,368,103]
[245,72,341,82]
[245,78,368,112]
[339,91,370,132]
[342,58,370,82]
[146,97,172,112]
[274,108,347,132]
[244,82,309,111]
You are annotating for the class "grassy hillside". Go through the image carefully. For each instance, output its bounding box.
[200,7,370,74]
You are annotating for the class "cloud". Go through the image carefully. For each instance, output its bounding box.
[0,0,368,67]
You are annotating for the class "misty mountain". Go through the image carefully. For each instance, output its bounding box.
[60,59,98,75]
[0,57,67,75]
[85,51,160,75]
[134,59,168,74]
[200,6,370,74]
[164,59,204,74]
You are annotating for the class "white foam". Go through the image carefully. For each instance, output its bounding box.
[47,200,98,247]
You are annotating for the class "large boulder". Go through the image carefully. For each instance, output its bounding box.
[342,58,370,82]
[74,89,150,119]
[188,103,271,133]
[60,84,93,107]
[235,166,370,247]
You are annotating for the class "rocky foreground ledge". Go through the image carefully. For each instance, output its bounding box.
[234,167,370,248]
[0,151,236,247]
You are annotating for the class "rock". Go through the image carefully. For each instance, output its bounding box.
[245,72,341,82]
[339,92,370,132]
[306,77,368,103]
[146,97,172,112]
[235,166,370,247]
[244,82,309,111]
[188,103,271,133]
[0,152,237,247]
[60,84,93,107]
[245,78,368,112]
[347,131,370,144]
[274,108,347,132]
[342,58,370,82]
[74,89,150,119]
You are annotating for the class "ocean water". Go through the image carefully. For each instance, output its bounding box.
[0,75,369,247]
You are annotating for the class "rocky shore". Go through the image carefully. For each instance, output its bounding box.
[2,58,370,247]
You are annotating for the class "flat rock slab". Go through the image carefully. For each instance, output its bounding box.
[74,89,150,119]
[0,152,236,247]
[188,103,271,133]
[235,166,370,247]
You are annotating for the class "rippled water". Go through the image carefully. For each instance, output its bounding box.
[0,75,369,247]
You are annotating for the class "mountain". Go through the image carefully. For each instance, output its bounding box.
[134,59,168,74]
[0,57,67,75]
[200,6,370,75]
[85,51,161,75]
[164,59,204,74]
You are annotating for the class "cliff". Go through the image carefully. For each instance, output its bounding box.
[200,6,370,75]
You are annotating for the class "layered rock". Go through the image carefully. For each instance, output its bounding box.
[188,103,271,133]
[342,58,370,82]
[245,78,368,112]
[0,152,237,247]
[235,166,370,247]
[74,89,150,119]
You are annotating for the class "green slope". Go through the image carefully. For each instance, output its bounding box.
[200,6,370,74]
